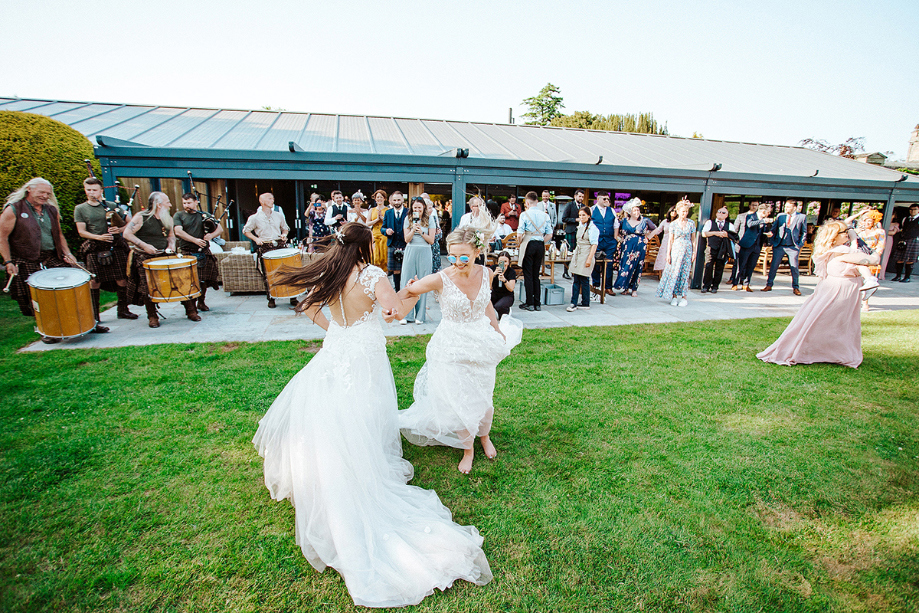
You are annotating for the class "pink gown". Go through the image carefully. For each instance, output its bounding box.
[757,245,862,368]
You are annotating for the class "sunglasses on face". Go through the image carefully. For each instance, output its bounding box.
[447,255,471,264]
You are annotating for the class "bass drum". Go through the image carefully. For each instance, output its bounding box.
[27,268,96,340]
[143,256,201,303]
[263,247,305,299]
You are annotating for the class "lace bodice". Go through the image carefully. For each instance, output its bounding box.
[331,265,387,329]
[439,268,491,323]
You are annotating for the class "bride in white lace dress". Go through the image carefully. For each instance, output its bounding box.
[397,226,523,474]
[252,223,493,608]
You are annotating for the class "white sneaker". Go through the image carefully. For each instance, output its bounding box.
[591,293,601,303]
[415,319,424,325]
[678,298,688,307]
[861,277,879,292]
[670,298,679,306]
[566,304,577,312]
[578,305,590,310]
[399,319,408,325]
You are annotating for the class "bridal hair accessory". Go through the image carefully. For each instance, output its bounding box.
[472,231,486,250]
[334,229,346,244]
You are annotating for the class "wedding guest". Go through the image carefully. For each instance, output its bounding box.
[369,189,389,270]
[500,194,520,231]
[762,199,807,295]
[561,189,585,279]
[423,194,442,273]
[566,206,598,311]
[541,190,558,230]
[729,201,758,288]
[401,197,436,324]
[382,191,408,291]
[653,205,678,276]
[324,190,349,229]
[591,192,619,296]
[613,198,659,296]
[307,200,330,252]
[491,213,513,246]
[486,198,501,220]
[856,210,885,311]
[459,196,492,228]
[892,203,919,282]
[656,197,696,307]
[348,191,371,226]
[489,251,517,317]
[733,203,773,291]
[757,221,878,368]
[517,192,552,311]
[700,206,735,293]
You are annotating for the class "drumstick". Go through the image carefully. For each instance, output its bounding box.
[71,261,97,279]
[3,272,15,293]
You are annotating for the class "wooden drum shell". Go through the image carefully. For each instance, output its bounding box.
[143,256,201,303]
[263,249,305,299]
[27,269,96,339]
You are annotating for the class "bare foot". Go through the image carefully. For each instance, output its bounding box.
[458,449,474,474]
[480,436,497,459]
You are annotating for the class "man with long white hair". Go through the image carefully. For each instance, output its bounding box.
[0,178,88,342]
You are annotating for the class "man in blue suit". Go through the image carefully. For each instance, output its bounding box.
[762,200,807,295]
[591,193,619,295]
[382,191,408,291]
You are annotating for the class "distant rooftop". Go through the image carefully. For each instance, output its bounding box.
[1,96,915,184]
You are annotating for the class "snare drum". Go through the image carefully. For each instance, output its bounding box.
[143,256,201,303]
[27,268,96,339]
[263,247,304,299]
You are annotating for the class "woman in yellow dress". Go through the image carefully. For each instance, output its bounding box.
[369,189,389,271]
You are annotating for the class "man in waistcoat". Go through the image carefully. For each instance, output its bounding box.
[700,206,736,293]
[733,202,773,292]
[382,191,408,291]
[762,199,807,295]
[591,192,619,295]
[892,203,919,282]
[729,201,759,289]
[324,190,349,230]
[0,178,84,342]
[243,192,292,308]
[74,177,137,323]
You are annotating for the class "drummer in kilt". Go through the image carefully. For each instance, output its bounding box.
[123,192,201,328]
[242,192,294,309]
[174,193,222,312]
[74,177,138,324]
[0,178,87,343]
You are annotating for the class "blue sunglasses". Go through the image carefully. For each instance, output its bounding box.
[447,255,471,264]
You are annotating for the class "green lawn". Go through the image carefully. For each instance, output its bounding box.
[1,298,917,612]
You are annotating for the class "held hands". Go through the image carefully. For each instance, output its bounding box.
[382,307,399,323]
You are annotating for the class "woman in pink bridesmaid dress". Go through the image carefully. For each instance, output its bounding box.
[757,221,879,368]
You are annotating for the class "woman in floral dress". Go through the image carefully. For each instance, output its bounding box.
[613,198,660,296]
[656,197,696,306]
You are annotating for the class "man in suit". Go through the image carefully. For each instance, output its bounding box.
[762,199,807,295]
[729,201,758,289]
[892,203,919,282]
[591,192,619,296]
[382,191,408,291]
[500,194,520,231]
[734,202,772,291]
[700,206,736,293]
[561,189,585,279]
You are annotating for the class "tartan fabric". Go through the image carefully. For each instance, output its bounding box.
[179,249,220,288]
[125,251,159,305]
[80,240,130,284]
[893,237,919,264]
[387,246,404,273]
[6,251,70,316]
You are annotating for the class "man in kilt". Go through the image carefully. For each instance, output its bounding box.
[74,177,138,323]
[243,192,293,309]
[1,178,91,343]
[382,191,408,290]
[892,203,919,283]
[174,193,222,312]
[123,192,201,328]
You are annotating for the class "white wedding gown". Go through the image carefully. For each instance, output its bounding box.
[252,265,492,608]
[400,267,523,448]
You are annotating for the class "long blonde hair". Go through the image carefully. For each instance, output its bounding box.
[5,178,58,208]
[813,220,848,257]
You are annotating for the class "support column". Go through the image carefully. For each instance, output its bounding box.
[451,169,466,231]
[294,181,306,243]
[101,163,116,202]
[691,187,714,289]
[882,191,897,231]
[409,183,425,200]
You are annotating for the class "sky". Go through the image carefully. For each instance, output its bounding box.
[2,0,917,158]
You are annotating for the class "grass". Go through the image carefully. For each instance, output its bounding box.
[0,296,917,612]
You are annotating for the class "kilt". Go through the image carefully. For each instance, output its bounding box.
[125,251,160,305]
[5,251,70,316]
[893,237,919,264]
[256,242,290,294]
[179,249,220,288]
[387,246,404,273]
[80,240,129,285]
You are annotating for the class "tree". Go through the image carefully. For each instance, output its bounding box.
[0,111,100,250]
[550,110,669,135]
[521,83,565,126]
[798,137,866,159]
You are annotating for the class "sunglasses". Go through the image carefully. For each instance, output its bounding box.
[447,255,471,264]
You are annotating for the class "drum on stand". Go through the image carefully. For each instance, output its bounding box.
[143,256,201,303]
[263,247,305,299]
[27,268,95,340]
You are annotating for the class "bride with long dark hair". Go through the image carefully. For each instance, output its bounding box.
[252,222,493,608]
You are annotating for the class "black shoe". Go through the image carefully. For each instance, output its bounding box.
[892,276,902,282]
[901,277,912,283]
[710,288,718,294]
[700,288,710,293]
[267,298,277,308]
[91,323,110,333]
[289,298,299,306]
[41,336,61,344]
[562,272,572,280]
[519,304,534,311]
[117,309,139,320]
[534,305,541,311]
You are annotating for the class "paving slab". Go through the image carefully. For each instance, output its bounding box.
[19,265,919,352]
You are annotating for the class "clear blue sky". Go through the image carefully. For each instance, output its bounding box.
[3,0,916,158]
